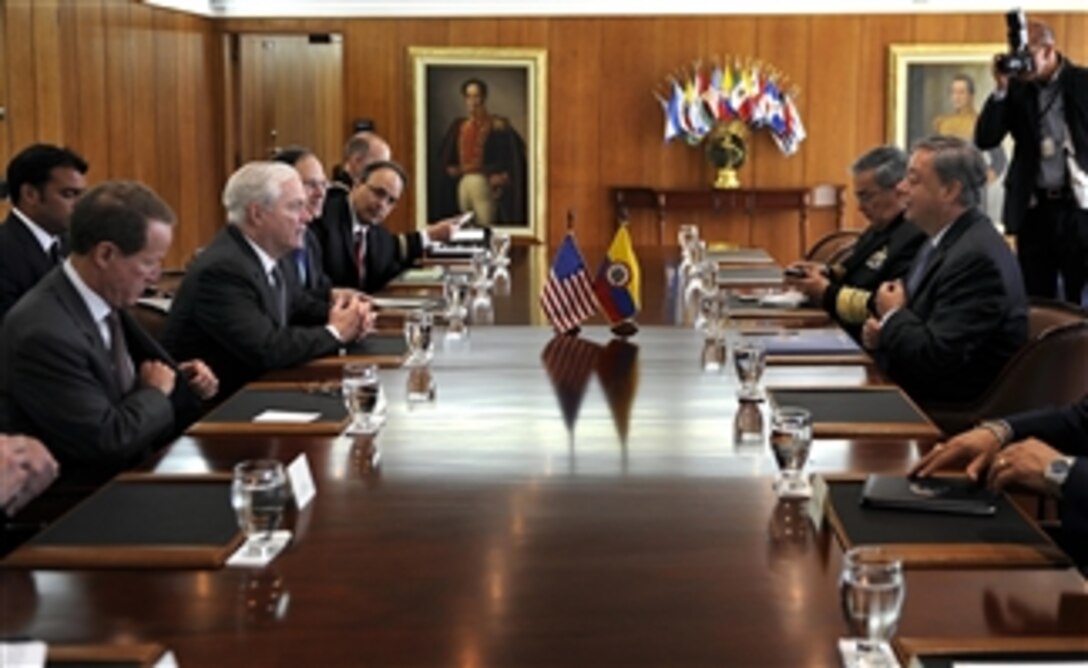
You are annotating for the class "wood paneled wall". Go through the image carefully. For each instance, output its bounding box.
[0,0,223,268]
[213,12,1088,261]
[4,5,1087,265]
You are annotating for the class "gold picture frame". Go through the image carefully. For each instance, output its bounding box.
[410,47,547,242]
[887,44,1011,227]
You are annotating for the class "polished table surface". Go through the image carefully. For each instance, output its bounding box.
[2,251,1086,666]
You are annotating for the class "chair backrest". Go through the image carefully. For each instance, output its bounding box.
[926,301,1088,435]
[805,229,861,264]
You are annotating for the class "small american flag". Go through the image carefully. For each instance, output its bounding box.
[540,233,598,333]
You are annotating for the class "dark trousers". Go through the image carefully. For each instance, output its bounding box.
[1017,197,1088,303]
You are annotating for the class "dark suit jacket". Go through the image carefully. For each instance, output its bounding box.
[0,268,198,469]
[311,188,425,293]
[975,56,1088,234]
[879,208,1028,404]
[279,226,333,302]
[0,212,63,323]
[1006,399,1088,561]
[162,225,341,399]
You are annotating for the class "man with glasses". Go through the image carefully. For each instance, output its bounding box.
[320,160,456,293]
[976,19,1088,303]
[271,147,343,302]
[786,146,926,340]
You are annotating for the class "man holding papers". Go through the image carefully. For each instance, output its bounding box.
[163,162,374,399]
[862,136,1027,405]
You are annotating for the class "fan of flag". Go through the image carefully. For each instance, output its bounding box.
[654,57,807,156]
[539,215,641,336]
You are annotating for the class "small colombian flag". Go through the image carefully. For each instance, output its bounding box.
[593,224,641,326]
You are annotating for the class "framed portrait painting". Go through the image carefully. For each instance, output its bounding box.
[887,44,1012,228]
[410,47,547,241]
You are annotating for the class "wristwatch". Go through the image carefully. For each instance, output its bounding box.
[1043,456,1076,490]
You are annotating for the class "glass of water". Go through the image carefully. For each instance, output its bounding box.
[839,546,906,666]
[342,362,384,434]
[444,273,470,339]
[490,232,511,267]
[403,309,434,366]
[769,406,813,498]
[470,249,491,289]
[733,338,767,399]
[231,459,289,557]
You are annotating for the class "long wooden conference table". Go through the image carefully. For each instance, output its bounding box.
[2,247,1086,666]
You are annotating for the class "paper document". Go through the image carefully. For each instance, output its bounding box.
[226,531,293,568]
[253,410,321,423]
[0,641,47,668]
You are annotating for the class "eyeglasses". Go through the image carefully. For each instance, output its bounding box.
[365,183,398,207]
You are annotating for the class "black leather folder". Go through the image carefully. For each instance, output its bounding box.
[861,475,998,516]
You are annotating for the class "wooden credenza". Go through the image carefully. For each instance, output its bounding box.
[611,185,845,253]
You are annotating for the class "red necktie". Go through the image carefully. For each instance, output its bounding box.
[353,228,366,288]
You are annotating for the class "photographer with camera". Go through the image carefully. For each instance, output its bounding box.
[976,15,1088,303]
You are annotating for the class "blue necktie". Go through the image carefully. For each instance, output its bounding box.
[293,248,308,287]
[905,241,935,297]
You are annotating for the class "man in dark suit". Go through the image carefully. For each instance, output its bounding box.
[975,20,1088,302]
[329,131,391,191]
[0,144,88,322]
[0,182,218,470]
[863,135,1028,405]
[786,146,926,340]
[271,147,339,301]
[315,160,456,293]
[911,399,1088,567]
[162,161,373,399]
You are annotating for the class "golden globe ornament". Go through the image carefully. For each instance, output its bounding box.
[705,120,749,189]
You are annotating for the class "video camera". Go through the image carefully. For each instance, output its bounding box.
[995,9,1035,76]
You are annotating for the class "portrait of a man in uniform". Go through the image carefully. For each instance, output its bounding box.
[413,49,545,239]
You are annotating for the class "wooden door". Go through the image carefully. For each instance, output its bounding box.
[233,33,343,172]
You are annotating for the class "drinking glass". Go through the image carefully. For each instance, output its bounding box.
[769,406,813,498]
[733,339,767,399]
[403,309,434,366]
[342,363,384,434]
[444,274,470,339]
[231,459,289,557]
[470,249,491,289]
[677,225,701,279]
[839,546,906,667]
[677,224,700,257]
[406,365,437,404]
[489,232,511,267]
[733,398,765,449]
[700,337,727,372]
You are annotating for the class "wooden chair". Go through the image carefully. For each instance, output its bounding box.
[804,229,861,264]
[924,299,1088,435]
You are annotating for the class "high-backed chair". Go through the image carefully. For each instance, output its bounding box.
[804,229,861,264]
[924,299,1088,435]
